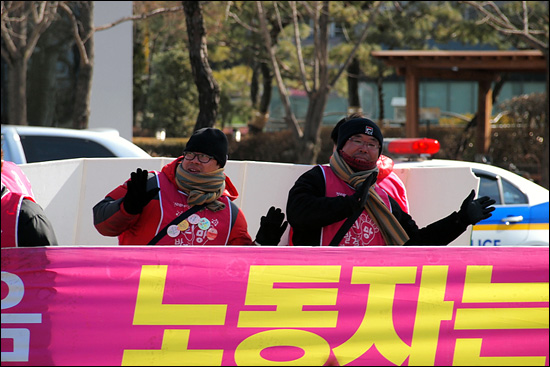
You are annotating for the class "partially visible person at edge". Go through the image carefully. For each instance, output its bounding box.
[2,157,35,199]
[1,149,58,247]
[331,113,409,213]
[286,117,496,246]
[93,127,287,246]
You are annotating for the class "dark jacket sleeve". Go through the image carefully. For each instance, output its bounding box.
[93,173,157,237]
[388,196,469,246]
[286,166,359,246]
[18,199,58,246]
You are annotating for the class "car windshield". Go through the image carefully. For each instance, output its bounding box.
[20,135,116,163]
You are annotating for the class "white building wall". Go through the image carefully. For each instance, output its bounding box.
[90,1,133,140]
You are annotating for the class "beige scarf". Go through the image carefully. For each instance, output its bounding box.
[330,153,409,245]
[175,163,226,212]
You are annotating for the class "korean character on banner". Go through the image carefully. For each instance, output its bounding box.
[453,265,548,366]
[122,265,227,366]
[235,265,341,365]
[333,266,453,366]
[238,265,341,328]
[1,271,42,363]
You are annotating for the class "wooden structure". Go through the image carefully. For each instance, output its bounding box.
[371,50,546,154]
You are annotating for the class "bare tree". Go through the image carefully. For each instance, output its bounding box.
[1,1,60,125]
[461,0,549,189]
[1,1,184,128]
[256,1,382,164]
[60,1,93,129]
[183,1,219,131]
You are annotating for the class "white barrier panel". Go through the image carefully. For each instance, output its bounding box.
[20,158,477,246]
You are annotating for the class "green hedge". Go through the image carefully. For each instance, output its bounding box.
[134,125,544,184]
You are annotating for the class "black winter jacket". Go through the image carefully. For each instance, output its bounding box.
[1,185,58,247]
[286,165,468,246]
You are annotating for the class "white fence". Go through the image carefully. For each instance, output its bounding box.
[20,158,477,246]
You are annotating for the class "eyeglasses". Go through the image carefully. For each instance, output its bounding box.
[348,138,379,151]
[183,152,214,163]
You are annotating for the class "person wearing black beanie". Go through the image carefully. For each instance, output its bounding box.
[330,114,410,213]
[184,127,228,168]
[94,127,287,246]
[286,117,496,247]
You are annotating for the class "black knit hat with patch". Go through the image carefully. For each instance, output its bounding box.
[184,128,228,167]
[337,118,383,156]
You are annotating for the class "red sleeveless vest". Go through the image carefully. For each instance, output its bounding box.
[119,171,232,246]
[320,166,392,246]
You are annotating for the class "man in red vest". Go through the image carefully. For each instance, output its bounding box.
[286,117,495,246]
[93,128,286,246]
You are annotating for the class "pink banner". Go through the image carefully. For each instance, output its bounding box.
[1,247,548,366]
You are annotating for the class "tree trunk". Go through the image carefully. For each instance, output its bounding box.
[249,12,287,134]
[72,2,94,129]
[1,2,59,125]
[26,44,58,126]
[248,62,273,134]
[259,62,272,115]
[8,61,28,125]
[297,2,331,165]
[297,88,330,164]
[183,1,219,131]
[255,1,302,140]
[376,69,384,123]
[347,57,362,114]
[250,62,259,108]
[455,75,508,158]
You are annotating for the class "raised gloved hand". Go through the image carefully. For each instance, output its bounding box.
[458,189,496,225]
[255,206,289,246]
[349,172,378,210]
[122,168,160,215]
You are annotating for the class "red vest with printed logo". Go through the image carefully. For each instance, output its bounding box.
[320,166,392,246]
[119,171,232,246]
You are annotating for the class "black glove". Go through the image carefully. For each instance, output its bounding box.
[122,168,160,215]
[255,207,289,246]
[458,189,496,225]
[349,172,378,210]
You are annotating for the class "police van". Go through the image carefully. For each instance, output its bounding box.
[387,138,549,247]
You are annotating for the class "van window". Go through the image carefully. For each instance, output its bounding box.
[20,135,116,163]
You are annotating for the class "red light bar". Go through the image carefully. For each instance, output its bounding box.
[387,138,440,155]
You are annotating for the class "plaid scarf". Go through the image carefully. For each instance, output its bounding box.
[175,163,226,212]
[330,153,409,246]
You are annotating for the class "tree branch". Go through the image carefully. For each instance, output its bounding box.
[460,1,548,51]
[255,0,303,139]
[290,1,309,94]
[94,5,184,32]
[329,1,383,87]
[59,2,88,65]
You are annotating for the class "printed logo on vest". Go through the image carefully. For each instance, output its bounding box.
[344,212,381,246]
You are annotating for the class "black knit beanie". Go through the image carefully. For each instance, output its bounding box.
[184,128,228,167]
[337,118,383,156]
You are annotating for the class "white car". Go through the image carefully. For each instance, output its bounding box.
[1,124,151,164]
[387,138,549,247]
